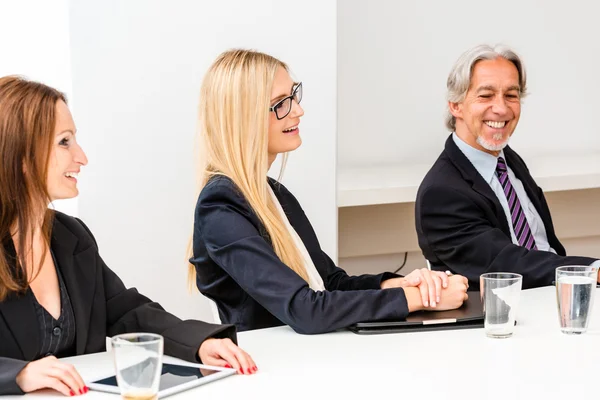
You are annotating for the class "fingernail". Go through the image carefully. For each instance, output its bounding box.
[239,368,244,374]
[69,390,75,396]
[253,366,258,372]
[431,301,436,307]
[85,386,89,393]
[79,388,83,394]
[437,297,441,302]
[424,301,428,307]
[247,368,252,374]
[225,364,232,368]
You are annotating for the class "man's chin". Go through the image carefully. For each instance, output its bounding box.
[476,135,509,152]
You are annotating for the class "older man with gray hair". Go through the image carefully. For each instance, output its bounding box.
[415,44,600,290]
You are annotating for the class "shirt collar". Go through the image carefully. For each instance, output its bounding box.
[452,132,506,184]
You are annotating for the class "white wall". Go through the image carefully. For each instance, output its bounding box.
[338,0,600,169]
[68,0,337,322]
[0,0,77,216]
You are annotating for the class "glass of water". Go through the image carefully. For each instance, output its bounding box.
[556,266,598,334]
[111,333,164,400]
[480,273,522,338]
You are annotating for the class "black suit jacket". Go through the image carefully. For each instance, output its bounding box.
[0,212,236,395]
[415,135,597,290]
[191,176,408,334]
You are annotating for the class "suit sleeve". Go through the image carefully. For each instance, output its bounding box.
[75,219,237,363]
[193,184,409,334]
[417,185,597,289]
[0,358,27,395]
[319,247,399,290]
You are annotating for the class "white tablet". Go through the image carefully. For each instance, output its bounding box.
[87,362,236,398]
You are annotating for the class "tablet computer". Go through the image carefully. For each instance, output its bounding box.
[87,362,236,398]
[348,291,484,334]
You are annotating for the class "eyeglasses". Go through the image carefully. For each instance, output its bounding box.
[269,82,302,120]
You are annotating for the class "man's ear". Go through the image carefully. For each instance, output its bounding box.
[448,101,462,119]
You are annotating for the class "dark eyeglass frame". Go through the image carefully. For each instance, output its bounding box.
[269,82,303,120]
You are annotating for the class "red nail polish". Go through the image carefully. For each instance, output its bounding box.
[224,364,232,368]
[79,388,83,394]
[253,366,257,372]
[85,386,89,393]
[239,368,243,374]
[247,368,252,374]
[69,390,75,396]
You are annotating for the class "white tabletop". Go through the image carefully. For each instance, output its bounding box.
[12,286,600,399]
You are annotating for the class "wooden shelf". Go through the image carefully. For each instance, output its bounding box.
[338,153,600,207]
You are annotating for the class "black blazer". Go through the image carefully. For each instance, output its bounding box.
[191,176,409,334]
[415,135,597,290]
[0,212,236,395]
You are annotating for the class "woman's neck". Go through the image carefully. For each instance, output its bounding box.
[10,212,45,237]
[268,153,277,169]
[11,222,47,280]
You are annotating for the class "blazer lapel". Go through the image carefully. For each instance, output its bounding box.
[0,238,40,360]
[504,147,548,221]
[444,135,512,236]
[51,217,96,354]
[503,147,565,252]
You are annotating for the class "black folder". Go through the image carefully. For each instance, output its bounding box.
[348,291,484,335]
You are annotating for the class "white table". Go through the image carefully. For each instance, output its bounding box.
[13,287,600,399]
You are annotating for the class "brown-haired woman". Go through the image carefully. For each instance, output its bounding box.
[0,76,256,396]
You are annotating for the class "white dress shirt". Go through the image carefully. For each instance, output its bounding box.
[452,133,556,253]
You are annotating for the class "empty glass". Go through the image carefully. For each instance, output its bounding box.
[111,333,164,400]
[556,265,598,334]
[480,273,522,338]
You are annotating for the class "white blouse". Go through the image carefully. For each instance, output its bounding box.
[268,186,326,291]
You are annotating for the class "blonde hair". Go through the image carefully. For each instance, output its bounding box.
[187,49,309,284]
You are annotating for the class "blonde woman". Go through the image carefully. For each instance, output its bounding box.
[190,50,469,334]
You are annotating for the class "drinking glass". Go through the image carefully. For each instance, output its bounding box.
[556,265,598,334]
[480,273,522,338]
[111,333,164,400]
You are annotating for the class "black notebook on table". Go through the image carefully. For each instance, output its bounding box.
[348,291,484,335]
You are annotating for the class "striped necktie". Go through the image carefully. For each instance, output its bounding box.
[495,157,537,250]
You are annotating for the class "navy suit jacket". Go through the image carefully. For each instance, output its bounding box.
[0,212,236,395]
[415,135,597,290]
[191,176,410,334]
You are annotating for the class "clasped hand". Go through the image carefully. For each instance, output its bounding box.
[381,268,469,310]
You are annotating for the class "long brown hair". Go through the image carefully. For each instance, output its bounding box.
[0,76,66,301]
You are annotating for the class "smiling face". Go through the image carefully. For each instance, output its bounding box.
[46,100,88,201]
[267,67,304,164]
[449,57,522,155]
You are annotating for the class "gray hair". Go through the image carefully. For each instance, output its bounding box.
[445,44,527,131]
